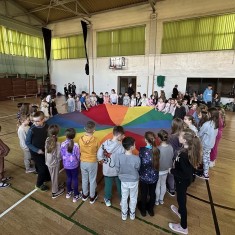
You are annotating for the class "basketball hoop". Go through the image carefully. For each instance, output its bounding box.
[112,65,116,71]
[110,57,126,70]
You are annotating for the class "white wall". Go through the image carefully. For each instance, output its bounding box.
[49,0,235,98]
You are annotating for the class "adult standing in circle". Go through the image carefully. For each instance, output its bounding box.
[203,84,213,108]
[71,82,76,96]
[172,85,179,99]
[128,82,135,98]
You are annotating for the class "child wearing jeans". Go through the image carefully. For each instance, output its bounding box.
[17,115,36,173]
[97,126,125,207]
[156,130,174,205]
[79,121,100,204]
[197,107,219,180]
[115,137,140,221]
[45,124,65,199]
[61,128,81,202]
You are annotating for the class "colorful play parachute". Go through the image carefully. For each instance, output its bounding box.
[47,104,173,151]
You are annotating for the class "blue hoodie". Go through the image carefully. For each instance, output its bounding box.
[203,88,213,103]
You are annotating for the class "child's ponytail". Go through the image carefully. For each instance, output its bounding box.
[47,124,60,153]
[65,128,76,153]
[145,131,159,170]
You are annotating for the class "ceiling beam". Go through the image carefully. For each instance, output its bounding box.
[60,4,80,16]
[75,0,91,17]
[22,0,76,14]
[149,0,156,13]
[48,15,91,25]
[46,0,53,24]
[7,0,46,26]
[4,0,10,17]
[12,0,89,18]
[90,1,150,17]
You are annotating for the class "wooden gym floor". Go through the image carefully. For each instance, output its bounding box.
[0,97,234,235]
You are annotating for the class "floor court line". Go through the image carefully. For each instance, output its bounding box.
[5,159,235,214]
[9,186,97,234]
[0,114,16,119]
[0,131,17,137]
[0,188,37,218]
[206,180,221,235]
[1,165,64,218]
[187,193,235,211]
[109,203,175,234]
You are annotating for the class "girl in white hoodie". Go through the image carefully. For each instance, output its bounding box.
[17,115,35,173]
[97,126,125,207]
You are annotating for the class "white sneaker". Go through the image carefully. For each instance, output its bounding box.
[25,168,36,173]
[52,188,65,199]
[104,198,111,207]
[159,200,164,205]
[209,161,215,168]
[171,205,181,218]
[130,211,135,220]
[66,191,73,199]
[155,201,159,206]
[169,223,188,234]
[121,212,127,221]
[73,192,82,202]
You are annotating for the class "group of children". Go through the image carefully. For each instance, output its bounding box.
[63,88,211,122]
[0,86,226,235]
[22,111,100,203]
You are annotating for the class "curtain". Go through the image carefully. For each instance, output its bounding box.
[51,35,85,60]
[42,27,52,76]
[97,25,145,57]
[0,25,44,58]
[162,13,235,53]
[81,20,89,75]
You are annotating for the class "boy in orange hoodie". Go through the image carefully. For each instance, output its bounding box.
[79,121,100,204]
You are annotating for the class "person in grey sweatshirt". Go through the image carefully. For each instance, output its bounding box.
[115,137,140,221]
[156,130,174,205]
[97,126,125,207]
[196,107,219,180]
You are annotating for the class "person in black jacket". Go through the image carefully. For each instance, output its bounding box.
[168,129,202,235]
[71,82,76,96]
[26,111,50,191]
[64,84,68,98]
[68,83,72,94]
[173,101,186,120]
[172,85,179,99]
[127,82,135,98]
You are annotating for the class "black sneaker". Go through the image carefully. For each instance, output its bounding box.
[196,173,209,180]
[140,210,146,217]
[35,184,49,192]
[52,188,65,199]
[167,188,175,197]
[147,209,155,217]
[138,202,146,217]
[90,192,98,204]
[82,193,89,201]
